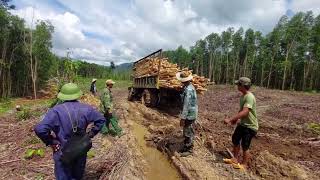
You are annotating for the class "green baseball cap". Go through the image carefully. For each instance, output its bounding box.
[57,83,82,101]
[235,77,251,86]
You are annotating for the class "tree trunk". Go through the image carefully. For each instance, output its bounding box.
[282,54,288,90]
[233,52,239,83]
[212,53,215,83]
[33,56,38,99]
[218,53,222,83]
[267,54,275,88]
[200,57,204,76]
[260,63,264,87]
[208,52,212,81]
[243,53,247,77]
[303,60,310,91]
[29,33,37,99]
[282,42,293,90]
[226,52,229,84]
[290,66,295,90]
[195,59,199,75]
[309,61,314,90]
[250,51,256,79]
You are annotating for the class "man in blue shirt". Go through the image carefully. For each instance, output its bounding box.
[35,83,105,180]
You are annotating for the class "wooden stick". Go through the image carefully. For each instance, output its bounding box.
[226,148,234,158]
[0,159,21,165]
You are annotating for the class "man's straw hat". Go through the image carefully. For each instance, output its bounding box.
[106,79,115,85]
[176,72,193,82]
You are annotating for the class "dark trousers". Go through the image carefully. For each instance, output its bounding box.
[183,120,195,148]
[54,151,87,180]
[104,113,111,128]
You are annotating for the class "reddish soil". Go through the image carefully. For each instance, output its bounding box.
[135,85,320,179]
[198,85,320,178]
[1,86,319,179]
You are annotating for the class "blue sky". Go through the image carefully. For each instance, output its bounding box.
[10,0,320,65]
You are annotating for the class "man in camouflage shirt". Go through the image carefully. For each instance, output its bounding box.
[176,72,198,157]
[100,79,122,136]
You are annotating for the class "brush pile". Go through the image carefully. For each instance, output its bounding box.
[79,94,100,109]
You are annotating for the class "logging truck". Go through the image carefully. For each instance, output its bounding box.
[128,49,182,107]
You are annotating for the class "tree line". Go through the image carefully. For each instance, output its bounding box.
[164,11,320,91]
[0,4,127,99]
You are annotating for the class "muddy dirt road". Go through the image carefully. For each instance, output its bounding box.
[0,85,319,179]
[114,85,320,179]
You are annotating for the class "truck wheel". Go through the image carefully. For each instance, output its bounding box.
[141,89,158,107]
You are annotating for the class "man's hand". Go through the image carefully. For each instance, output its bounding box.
[104,109,113,118]
[224,118,232,125]
[180,119,185,127]
[87,131,95,138]
[231,119,240,125]
[51,144,60,152]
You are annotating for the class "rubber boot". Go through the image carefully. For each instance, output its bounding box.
[179,146,193,157]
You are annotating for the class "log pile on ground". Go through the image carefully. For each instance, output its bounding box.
[134,57,209,94]
[80,94,100,109]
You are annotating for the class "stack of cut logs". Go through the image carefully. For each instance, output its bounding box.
[134,57,209,94]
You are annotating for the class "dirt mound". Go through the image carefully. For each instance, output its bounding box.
[254,151,315,180]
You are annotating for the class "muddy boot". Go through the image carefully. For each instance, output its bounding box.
[179,146,193,157]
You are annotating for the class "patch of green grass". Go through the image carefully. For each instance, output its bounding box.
[75,76,130,92]
[308,123,320,135]
[32,111,43,117]
[16,108,32,121]
[0,99,13,115]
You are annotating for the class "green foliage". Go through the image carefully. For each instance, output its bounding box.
[163,11,320,91]
[24,149,36,159]
[36,148,45,157]
[16,108,32,121]
[308,123,320,135]
[87,150,95,159]
[0,99,12,115]
[75,76,130,92]
[24,148,45,159]
[0,7,130,99]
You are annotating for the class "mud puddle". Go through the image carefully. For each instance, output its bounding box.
[131,121,180,180]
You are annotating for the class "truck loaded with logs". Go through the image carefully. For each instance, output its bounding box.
[128,49,209,107]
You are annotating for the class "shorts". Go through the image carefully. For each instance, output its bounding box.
[232,125,257,151]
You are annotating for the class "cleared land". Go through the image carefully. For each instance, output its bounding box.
[0,85,319,179]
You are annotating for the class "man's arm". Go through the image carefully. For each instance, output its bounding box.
[181,89,191,120]
[225,107,249,125]
[87,109,106,138]
[101,91,112,112]
[34,110,59,146]
[225,94,254,125]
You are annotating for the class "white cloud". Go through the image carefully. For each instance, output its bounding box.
[10,0,320,65]
[290,0,320,14]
